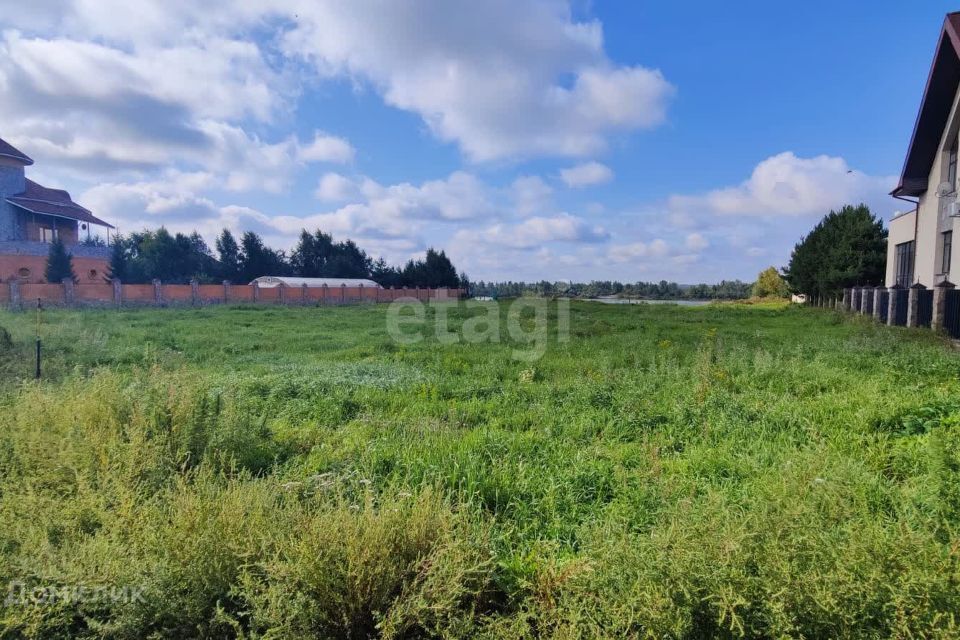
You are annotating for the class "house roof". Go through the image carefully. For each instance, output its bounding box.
[6,179,114,229]
[0,137,33,166]
[893,13,960,197]
[251,276,382,288]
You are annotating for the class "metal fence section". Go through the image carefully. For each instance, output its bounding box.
[894,290,909,326]
[945,289,960,338]
[917,289,933,328]
[877,290,889,324]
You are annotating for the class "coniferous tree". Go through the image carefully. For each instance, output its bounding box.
[783,204,887,298]
[45,236,76,283]
[216,229,242,283]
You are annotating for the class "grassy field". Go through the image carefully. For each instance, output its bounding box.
[0,301,959,638]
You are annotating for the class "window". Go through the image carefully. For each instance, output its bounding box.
[17,267,30,279]
[40,227,58,243]
[895,241,915,287]
[943,231,953,274]
[949,137,958,189]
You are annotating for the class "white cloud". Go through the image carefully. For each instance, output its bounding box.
[277,1,673,161]
[297,131,355,164]
[609,238,669,263]
[668,152,894,218]
[315,172,358,202]
[685,232,709,251]
[560,161,614,188]
[511,176,554,216]
[470,213,608,249]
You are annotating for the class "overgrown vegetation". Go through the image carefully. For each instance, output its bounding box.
[0,302,958,638]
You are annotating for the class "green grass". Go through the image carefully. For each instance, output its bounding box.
[0,301,959,638]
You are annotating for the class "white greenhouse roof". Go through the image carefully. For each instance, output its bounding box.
[250,276,382,288]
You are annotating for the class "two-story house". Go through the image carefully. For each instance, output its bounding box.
[0,137,113,283]
[888,12,960,289]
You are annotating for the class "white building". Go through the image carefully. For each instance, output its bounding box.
[250,276,381,288]
[888,12,960,287]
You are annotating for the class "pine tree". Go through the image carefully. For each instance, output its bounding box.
[783,204,887,298]
[215,229,242,283]
[45,236,76,283]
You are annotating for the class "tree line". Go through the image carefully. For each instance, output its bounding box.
[471,279,752,300]
[91,228,466,288]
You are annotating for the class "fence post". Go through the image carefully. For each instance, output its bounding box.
[278,283,286,305]
[341,283,346,304]
[872,286,883,321]
[359,283,364,304]
[933,280,955,332]
[842,288,851,311]
[322,283,328,304]
[252,281,259,303]
[190,279,200,306]
[9,280,20,310]
[153,279,163,306]
[302,283,308,305]
[907,282,926,327]
[887,285,901,326]
[112,277,122,307]
[62,278,75,306]
[223,280,231,304]
[861,286,873,315]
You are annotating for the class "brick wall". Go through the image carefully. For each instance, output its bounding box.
[5,280,464,309]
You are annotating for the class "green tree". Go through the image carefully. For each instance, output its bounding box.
[238,231,288,283]
[783,204,887,297]
[752,266,790,298]
[45,236,76,283]
[216,229,242,282]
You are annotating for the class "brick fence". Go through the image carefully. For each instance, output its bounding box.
[2,278,464,309]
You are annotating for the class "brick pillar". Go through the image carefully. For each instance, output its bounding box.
[933,280,956,332]
[278,283,286,305]
[62,278,75,306]
[887,285,901,326]
[907,282,926,327]
[872,286,884,321]
[223,280,231,303]
[190,279,200,306]
[153,279,163,306]
[302,283,308,304]
[9,280,20,309]
[112,277,122,307]
[842,288,851,311]
[252,281,259,303]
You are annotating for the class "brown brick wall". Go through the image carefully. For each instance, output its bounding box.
[0,254,109,284]
[3,281,464,308]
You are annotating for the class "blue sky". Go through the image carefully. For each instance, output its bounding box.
[0,0,956,282]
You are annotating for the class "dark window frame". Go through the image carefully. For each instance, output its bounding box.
[949,137,958,188]
[895,241,915,287]
[943,230,953,274]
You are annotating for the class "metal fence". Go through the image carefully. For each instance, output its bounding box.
[877,290,889,324]
[945,289,960,338]
[893,290,908,326]
[917,289,933,328]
